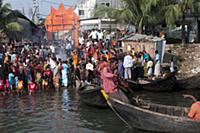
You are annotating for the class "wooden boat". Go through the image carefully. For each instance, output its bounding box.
[104,93,200,133]
[78,84,108,108]
[175,75,200,90]
[127,72,176,92]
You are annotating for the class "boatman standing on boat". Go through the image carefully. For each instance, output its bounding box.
[99,61,117,94]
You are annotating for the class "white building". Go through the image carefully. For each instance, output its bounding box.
[79,18,117,31]
[76,0,97,19]
[76,0,124,31]
[76,0,123,19]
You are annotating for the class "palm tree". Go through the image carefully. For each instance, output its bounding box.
[94,0,165,33]
[94,0,200,42]
[93,4,133,26]
[159,0,200,44]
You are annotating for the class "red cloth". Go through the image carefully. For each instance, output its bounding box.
[28,83,37,91]
[0,80,4,90]
[6,79,10,88]
[45,70,53,77]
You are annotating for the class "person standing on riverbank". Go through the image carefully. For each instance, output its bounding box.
[154,50,161,77]
[168,50,174,73]
[123,52,133,80]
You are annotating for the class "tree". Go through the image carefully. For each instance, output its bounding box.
[94,0,200,42]
[0,1,23,41]
[94,0,165,33]
[164,0,200,45]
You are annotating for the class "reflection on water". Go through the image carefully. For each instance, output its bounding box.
[0,89,131,133]
[0,88,199,133]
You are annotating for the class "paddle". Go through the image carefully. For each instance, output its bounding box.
[100,89,132,129]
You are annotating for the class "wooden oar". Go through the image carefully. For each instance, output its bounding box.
[118,85,135,104]
[183,94,197,102]
[101,90,132,129]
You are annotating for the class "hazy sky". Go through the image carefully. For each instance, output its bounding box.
[4,0,78,18]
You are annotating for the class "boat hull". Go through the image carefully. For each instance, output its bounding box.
[128,73,176,92]
[78,85,108,108]
[176,75,200,90]
[108,97,200,133]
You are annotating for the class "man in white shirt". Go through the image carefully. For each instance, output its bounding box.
[98,30,103,41]
[79,36,84,45]
[66,40,72,56]
[89,29,98,41]
[123,52,133,79]
[50,44,55,54]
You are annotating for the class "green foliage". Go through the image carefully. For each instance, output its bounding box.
[6,22,22,31]
[93,0,165,33]
[0,2,23,40]
[164,4,181,29]
[93,0,200,44]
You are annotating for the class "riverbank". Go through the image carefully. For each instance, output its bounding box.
[166,43,200,79]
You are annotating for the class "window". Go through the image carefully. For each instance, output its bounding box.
[106,3,110,7]
[100,3,110,7]
[79,10,84,16]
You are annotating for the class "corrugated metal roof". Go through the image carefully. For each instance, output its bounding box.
[121,34,165,42]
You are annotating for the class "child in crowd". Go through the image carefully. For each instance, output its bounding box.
[0,79,4,95]
[8,70,15,93]
[28,81,37,95]
[17,77,23,95]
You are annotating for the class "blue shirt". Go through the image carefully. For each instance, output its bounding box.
[144,53,150,60]
[155,53,160,61]
[8,73,15,85]
[62,63,69,73]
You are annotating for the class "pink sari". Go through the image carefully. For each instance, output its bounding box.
[100,66,117,94]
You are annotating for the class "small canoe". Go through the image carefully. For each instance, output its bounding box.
[106,94,200,133]
[127,72,176,92]
[78,84,108,108]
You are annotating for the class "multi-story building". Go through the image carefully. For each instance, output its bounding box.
[96,0,123,9]
[76,0,97,20]
[77,0,123,19]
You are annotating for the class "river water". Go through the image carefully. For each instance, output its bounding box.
[0,88,199,133]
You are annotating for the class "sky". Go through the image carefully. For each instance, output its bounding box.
[4,0,78,19]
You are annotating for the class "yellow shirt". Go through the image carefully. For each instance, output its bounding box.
[73,54,78,65]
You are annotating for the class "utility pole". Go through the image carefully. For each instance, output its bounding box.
[32,0,39,24]
[22,7,25,15]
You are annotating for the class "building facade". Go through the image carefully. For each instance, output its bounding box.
[96,0,123,9]
[76,0,97,20]
[77,0,123,19]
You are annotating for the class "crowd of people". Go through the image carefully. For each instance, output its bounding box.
[0,29,199,121]
[0,29,174,96]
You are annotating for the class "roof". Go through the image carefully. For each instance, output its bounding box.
[121,34,165,42]
[44,3,79,32]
